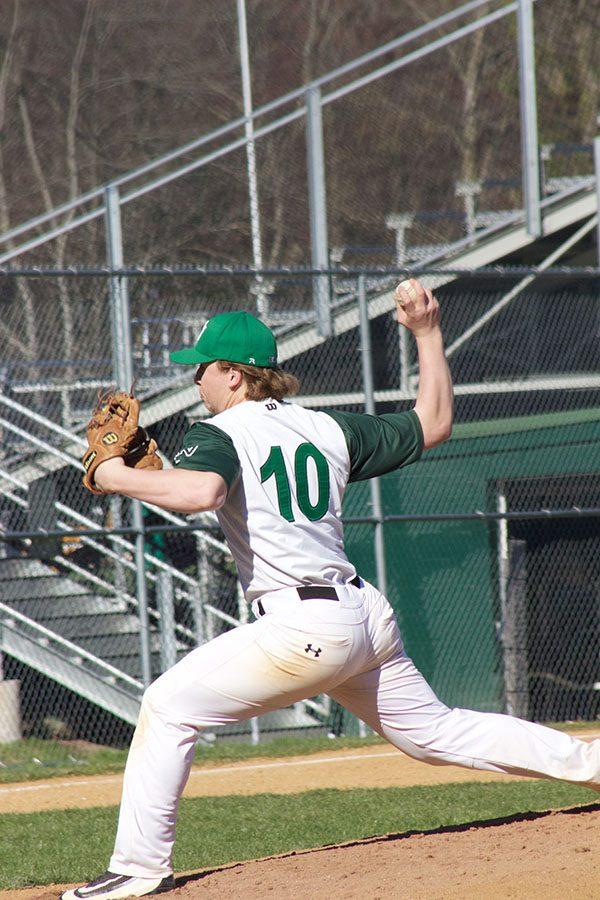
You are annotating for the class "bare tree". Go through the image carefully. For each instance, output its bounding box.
[0,0,39,370]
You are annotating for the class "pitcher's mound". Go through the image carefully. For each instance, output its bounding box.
[173,802,600,899]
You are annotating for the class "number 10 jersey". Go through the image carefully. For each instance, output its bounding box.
[174,398,423,601]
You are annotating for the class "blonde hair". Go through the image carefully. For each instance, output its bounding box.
[217,361,300,401]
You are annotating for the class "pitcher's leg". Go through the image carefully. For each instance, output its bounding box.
[331,650,600,788]
[109,688,196,878]
[110,615,354,878]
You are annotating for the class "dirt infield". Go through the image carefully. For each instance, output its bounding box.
[2,736,599,899]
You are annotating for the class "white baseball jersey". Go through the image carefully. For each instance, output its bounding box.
[174,399,423,600]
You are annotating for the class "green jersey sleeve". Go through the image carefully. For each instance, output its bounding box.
[325,409,424,482]
[173,421,241,488]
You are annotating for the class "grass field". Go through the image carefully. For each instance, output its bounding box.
[0,734,385,783]
[1,723,594,784]
[0,779,596,889]
[1,728,598,890]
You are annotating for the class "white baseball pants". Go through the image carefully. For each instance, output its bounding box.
[109,579,600,878]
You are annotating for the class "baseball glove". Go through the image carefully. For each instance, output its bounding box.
[82,389,162,494]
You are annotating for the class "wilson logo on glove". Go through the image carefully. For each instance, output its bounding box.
[102,432,119,445]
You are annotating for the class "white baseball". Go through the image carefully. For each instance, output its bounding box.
[399,279,418,302]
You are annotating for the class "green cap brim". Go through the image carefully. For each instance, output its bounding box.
[169,348,216,365]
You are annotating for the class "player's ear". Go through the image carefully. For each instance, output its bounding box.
[228,366,244,390]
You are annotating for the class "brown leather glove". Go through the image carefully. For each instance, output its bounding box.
[127,432,163,472]
[82,390,162,494]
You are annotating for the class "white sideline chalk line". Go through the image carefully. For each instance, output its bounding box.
[3,733,598,798]
[0,750,398,796]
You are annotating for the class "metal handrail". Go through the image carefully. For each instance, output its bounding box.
[0,600,143,690]
[55,506,238,629]
[0,0,503,251]
[0,395,230,556]
[0,391,87,444]
[0,4,524,266]
[51,550,196,645]
[0,454,237,634]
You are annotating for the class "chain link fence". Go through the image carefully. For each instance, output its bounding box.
[0,0,598,772]
[0,266,598,773]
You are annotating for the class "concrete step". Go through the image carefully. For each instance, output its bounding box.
[41,614,141,641]
[0,576,92,601]
[77,632,161,657]
[0,558,56,580]
[7,595,128,619]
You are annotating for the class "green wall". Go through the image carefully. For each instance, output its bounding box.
[343,408,600,714]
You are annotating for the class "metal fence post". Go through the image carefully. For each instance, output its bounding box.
[236,579,260,742]
[107,497,128,600]
[386,216,412,394]
[497,491,529,718]
[504,538,530,719]
[196,532,215,643]
[357,275,387,597]
[305,85,332,338]
[157,570,178,672]
[517,0,541,237]
[236,0,269,321]
[104,184,153,688]
[156,572,177,672]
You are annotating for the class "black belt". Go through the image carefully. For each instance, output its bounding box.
[257,575,361,616]
[297,574,361,600]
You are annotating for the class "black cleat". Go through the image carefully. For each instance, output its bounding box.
[61,870,175,899]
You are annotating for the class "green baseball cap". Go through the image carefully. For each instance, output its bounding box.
[170,310,278,368]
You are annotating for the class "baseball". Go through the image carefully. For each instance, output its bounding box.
[399,279,418,302]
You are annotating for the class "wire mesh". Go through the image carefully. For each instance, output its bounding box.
[535,0,599,151]
[1,0,599,769]
[322,13,522,270]
[0,267,599,771]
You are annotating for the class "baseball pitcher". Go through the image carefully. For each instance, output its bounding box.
[64,280,600,899]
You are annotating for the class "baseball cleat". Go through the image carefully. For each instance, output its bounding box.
[61,870,175,899]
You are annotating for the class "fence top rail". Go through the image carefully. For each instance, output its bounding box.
[0,265,597,278]
[347,507,600,524]
[2,506,599,543]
